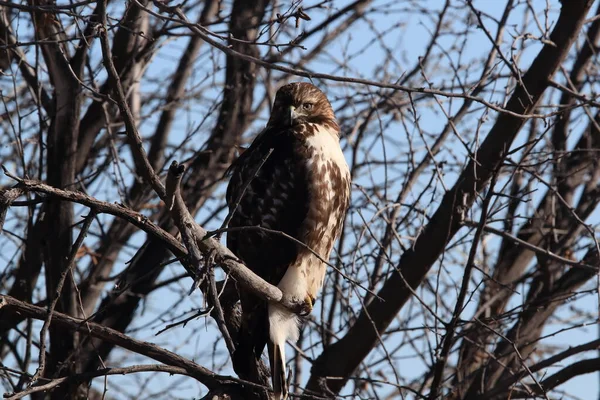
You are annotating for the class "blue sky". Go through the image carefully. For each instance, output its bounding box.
[93,0,598,398]
[1,0,599,399]
[130,1,598,398]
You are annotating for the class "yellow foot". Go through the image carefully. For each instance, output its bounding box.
[298,295,314,317]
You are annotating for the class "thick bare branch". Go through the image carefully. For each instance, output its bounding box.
[306,1,596,395]
[0,294,238,391]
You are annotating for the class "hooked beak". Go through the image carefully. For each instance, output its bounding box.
[285,105,299,126]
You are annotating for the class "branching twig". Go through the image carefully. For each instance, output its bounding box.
[29,210,96,384]
[7,364,196,400]
[139,1,581,121]
[0,294,265,392]
[0,187,24,231]
[462,220,597,270]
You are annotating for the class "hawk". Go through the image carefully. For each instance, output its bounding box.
[226,82,350,399]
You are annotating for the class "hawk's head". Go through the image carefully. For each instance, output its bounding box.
[267,82,338,132]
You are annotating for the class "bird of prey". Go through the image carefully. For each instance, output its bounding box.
[226,82,351,399]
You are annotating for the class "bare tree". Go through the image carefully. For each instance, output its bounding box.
[1,0,599,399]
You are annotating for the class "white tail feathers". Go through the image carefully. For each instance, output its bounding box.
[269,341,287,400]
[268,303,299,400]
[268,303,300,346]
[268,263,306,399]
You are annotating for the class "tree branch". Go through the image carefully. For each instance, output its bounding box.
[305,1,596,395]
[0,295,246,392]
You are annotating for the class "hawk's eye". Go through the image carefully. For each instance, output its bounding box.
[302,102,314,111]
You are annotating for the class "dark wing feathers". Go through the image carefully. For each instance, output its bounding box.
[226,126,309,284]
[227,126,310,377]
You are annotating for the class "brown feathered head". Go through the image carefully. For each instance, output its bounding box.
[267,82,339,132]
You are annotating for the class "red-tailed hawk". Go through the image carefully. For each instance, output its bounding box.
[226,82,350,399]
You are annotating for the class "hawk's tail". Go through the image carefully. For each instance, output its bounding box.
[268,341,287,400]
[232,299,268,385]
[268,303,299,400]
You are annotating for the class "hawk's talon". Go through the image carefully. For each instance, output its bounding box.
[298,295,313,317]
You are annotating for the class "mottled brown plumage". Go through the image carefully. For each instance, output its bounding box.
[226,82,350,400]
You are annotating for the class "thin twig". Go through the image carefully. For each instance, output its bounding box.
[218,147,274,239]
[137,0,581,121]
[30,210,96,384]
[208,261,236,355]
[462,220,597,270]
